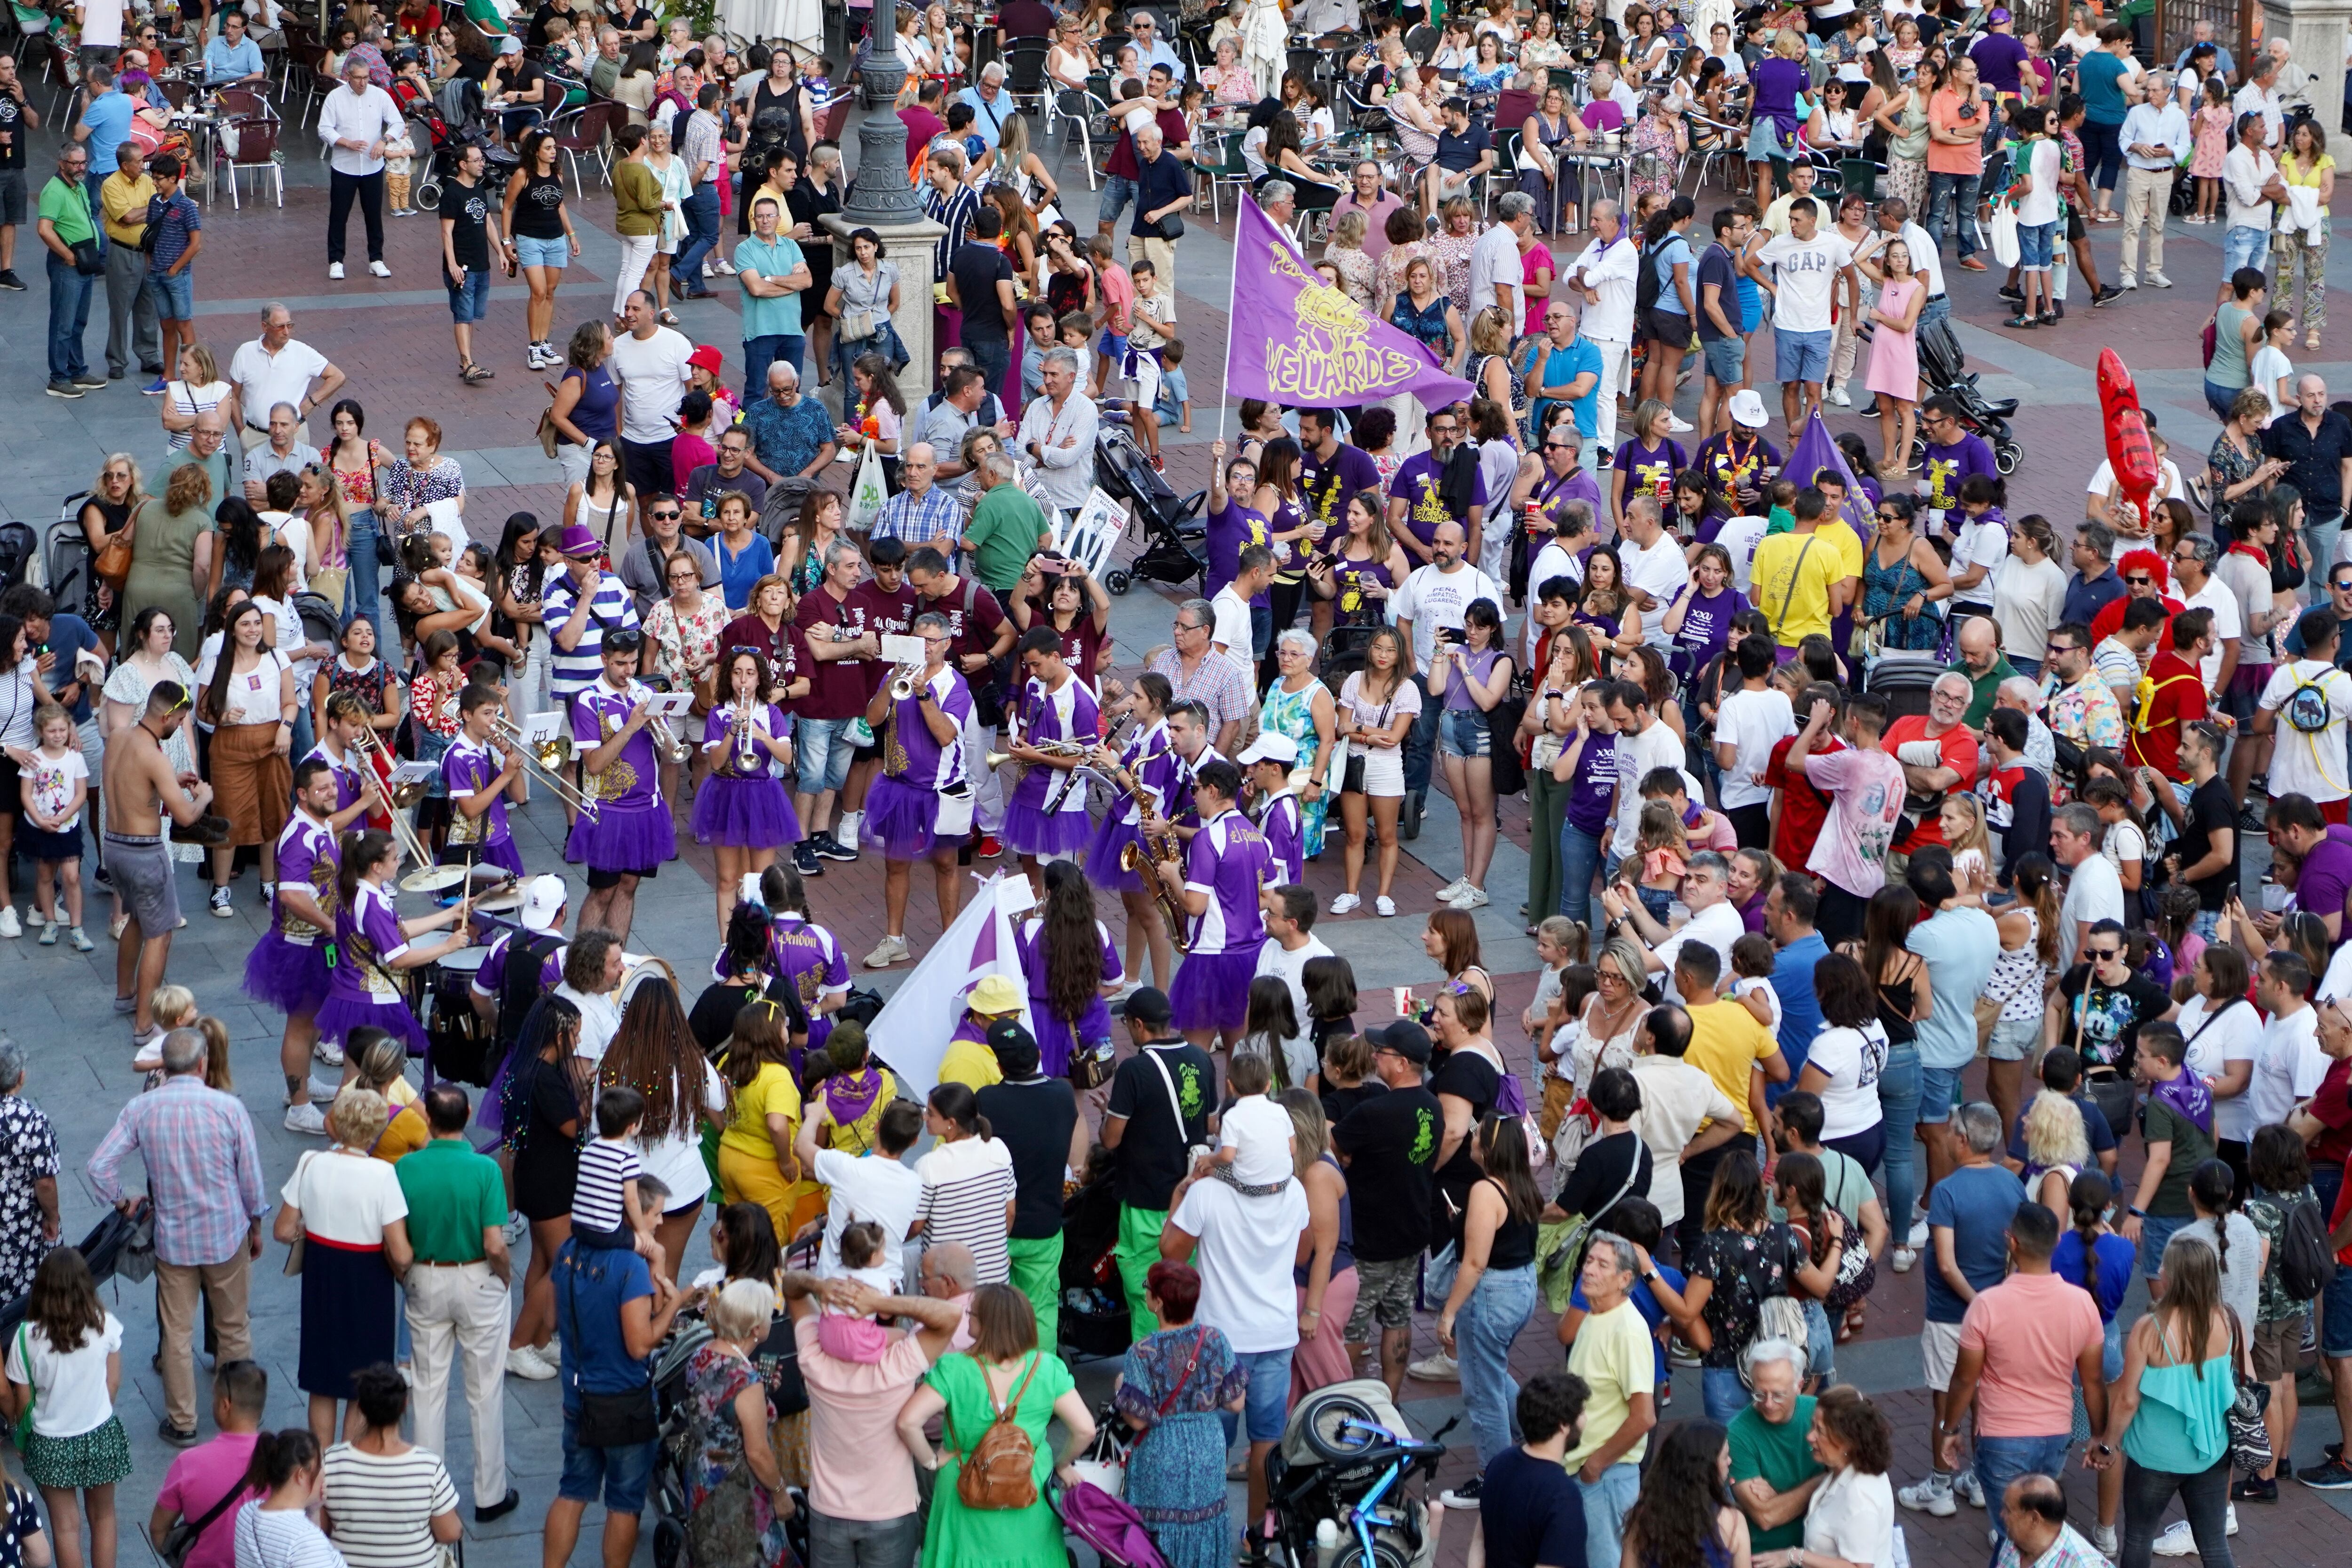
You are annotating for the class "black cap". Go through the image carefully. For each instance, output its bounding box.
[1119,986,1174,1025]
[985,1018,1037,1057]
[1366,1019,1431,1065]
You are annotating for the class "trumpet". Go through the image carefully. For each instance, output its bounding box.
[646,708,693,765]
[889,662,924,701]
[490,714,602,821]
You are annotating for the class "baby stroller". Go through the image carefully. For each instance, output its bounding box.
[1908,317,2023,476]
[646,1312,811,1568]
[1091,421,1205,597]
[409,77,520,209]
[1263,1380,1456,1568]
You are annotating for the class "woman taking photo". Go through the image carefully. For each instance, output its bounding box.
[1331,625,1419,919]
[680,1280,795,1568]
[1259,629,1337,861]
[1389,257,1465,379]
[824,228,904,387]
[547,321,620,492]
[314,829,471,1054]
[720,576,807,710]
[273,1088,414,1448]
[1305,488,1409,644]
[318,1365,461,1566]
[898,1285,1093,1568]
[501,128,581,372]
[563,439,635,556]
[1431,1116,1542,1495]
[194,598,293,920]
[692,647,799,937]
[1117,1261,1245,1568]
[1009,557,1115,685]
[1,1248,129,1568]
[1427,597,1514,912]
[374,418,465,562]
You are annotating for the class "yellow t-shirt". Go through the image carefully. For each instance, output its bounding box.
[100,172,156,248]
[1564,1295,1658,1469]
[719,1061,803,1159]
[1683,997,1780,1133]
[938,1034,1005,1090]
[1816,519,1865,587]
[371,1100,431,1164]
[1750,530,1842,647]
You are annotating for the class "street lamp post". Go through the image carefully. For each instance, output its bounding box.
[840,0,923,225]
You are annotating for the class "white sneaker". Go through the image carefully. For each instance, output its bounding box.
[309,1074,343,1105]
[1448,885,1491,909]
[328,262,345,279]
[1897,1475,1956,1518]
[0,908,19,939]
[501,1213,526,1245]
[2151,1515,2233,1557]
[1438,876,1470,899]
[23,907,46,929]
[1954,1469,1985,1508]
[2094,1526,2118,1559]
[2119,274,2138,289]
[283,1101,328,1135]
[368,260,391,278]
[1375,895,1397,917]
[1329,892,1361,915]
[1407,1351,1459,1382]
[1891,1246,1918,1273]
[314,1037,345,1067]
[2147,272,2173,288]
[1908,1214,1930,1247]
[863,933,910,969]
[712,256,737,275]
[505,1344,557,1380]
[1666,414,1696,432]
[1827,386,1851,408]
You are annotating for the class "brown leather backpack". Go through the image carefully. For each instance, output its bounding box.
[953,1353,1044,1512]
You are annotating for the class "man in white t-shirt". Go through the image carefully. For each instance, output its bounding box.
[1564,201,1639,450]
[607,288,696,530]
[1712,635,1795,848]
[2051,803,2124,971]
[796,1097,925,1283]
[1756,198,1857,434]
[1254,885,1333,1092]
[2249,952,2328,1127]
[1212,546,1271,670]
[2172,536,2243,696]
[2256,608,2352,812]
[1605,680,1688,871]
[1616,497,1690,648]
[1392,521,1504,828]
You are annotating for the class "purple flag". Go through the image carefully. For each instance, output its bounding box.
[1782,411,1876,535]
[1225,196,1476,411]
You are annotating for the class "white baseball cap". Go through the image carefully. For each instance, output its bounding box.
[519,875,569,932]
[1728,389,1770,429]
[1238,732,1300,766]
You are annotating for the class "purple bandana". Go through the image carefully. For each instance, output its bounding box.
[822,1067,887,1130]
[2147,1065,2213,1136]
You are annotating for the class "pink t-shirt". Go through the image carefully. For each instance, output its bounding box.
[795,1315,937,1522]
[1958,1271,2103,1438]
[1099,263,1136,336]
[1521,241,1556,336]
[1802,746,1906,899]
[156,1433,261,1568]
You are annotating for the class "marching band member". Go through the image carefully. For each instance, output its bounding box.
[1158,699,1228,840]
[1016,860,1124,1081]
[691,647,801,939]
[858,612,974,971]
[441,683,527,876]
[906,547,1015,856]
[314,828,472,1056]
[1002,627,1101,883]
[1156,759,1273,1052]
[309,690,383,823]
[751,862,850,1060]
[1240,732,1306,887]
[836,534,922,857]
[243,759,357,1134]
[1086,671,1181,993]
[565,628,680,945]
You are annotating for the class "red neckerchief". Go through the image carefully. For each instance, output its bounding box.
[2228,541,2270,567]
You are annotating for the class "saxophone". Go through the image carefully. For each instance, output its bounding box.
[1120,805,1191,954]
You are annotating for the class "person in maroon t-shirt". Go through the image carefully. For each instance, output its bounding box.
[719,574,812,713]
[1764,675,1845,873]
[793,540,885,870]
[1010,555,1116,692]
[2125,608,2213,780]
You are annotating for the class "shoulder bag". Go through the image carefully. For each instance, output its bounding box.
[2225,1316,2273,1474]
[159,1471,249,1568]
[93,503,137,589]
[1143,1046,1203,1161]
[1536,1140,1642,1313]
[280,1150,318,1276]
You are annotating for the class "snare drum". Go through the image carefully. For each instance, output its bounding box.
[439,947,490,976]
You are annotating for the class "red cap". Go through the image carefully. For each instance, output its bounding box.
[687,344,723,375]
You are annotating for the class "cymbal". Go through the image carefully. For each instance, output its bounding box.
[398,865,471,894]
[472,887,525,913]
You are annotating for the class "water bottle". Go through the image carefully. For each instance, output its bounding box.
[1314,1518,1343,1568]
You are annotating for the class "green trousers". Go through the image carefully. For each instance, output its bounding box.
[1116,1203,1176,1342]
[1525,762,1566,928]
[1007,1233,1065,1353]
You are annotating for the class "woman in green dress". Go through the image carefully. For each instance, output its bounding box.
[895,1283,1095,1568]
[122,462,218,665]
[1259,629,1338,859]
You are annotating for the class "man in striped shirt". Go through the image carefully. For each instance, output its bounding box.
[873,442,960,548]
[922,149,979,341]
[540,523,641,705]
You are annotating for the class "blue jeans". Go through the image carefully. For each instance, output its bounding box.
[1457,1263,1537,1465]
[46,255,94,382]
[1701,1365,1748,1423]
[1559,820,1604,925]
[1405,672,1438,802]
[1578,1462,1641,1568]
[2303,511,2344,596]
[2223,223,2272,278]
[345,511,384,640]
[1975,1433,2072,1544]
[1878,1045,1923,1247]
[1249,603,1272,661]
[743,333,805,404]
[1219,1346,1295,1445]
[2321,1246,2352,1356]
[1097,173,1139,227]
[556,1413,656,1512]
[2137,1211,2189,1278]
[2008,654,2041,677]
[1926,170,1981,261]
[675,183,722,292]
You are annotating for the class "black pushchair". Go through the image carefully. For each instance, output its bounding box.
[1909,318,2022,476]
[0,1199,153,1344]
[1091,421,1206,598]
[409,78,521,210]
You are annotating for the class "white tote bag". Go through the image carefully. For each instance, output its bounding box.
[1988,204,2021,269]
[844,442,889,534]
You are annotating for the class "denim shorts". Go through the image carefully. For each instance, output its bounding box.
[1098,328,1128,362]
[1224,1346,1296,1443]
[2222,224,2272,278]
[446,265,492,323]
[1774,327,1832,385]
[147,269,194,320]
[557,1413,656,1512]
[1702,334,1744,385]
[2323,1259,2352,1357]
[794,715,857,797]
[1439,705,1489,758]
[1987,1016,2038,1062]
[1745,116,1791,163]
[2137,1211,2189,1279]
[515,233,571,269]
[2017,219,2056,271]
[1918,1062,1965,1124]
[1097,172,1138,226]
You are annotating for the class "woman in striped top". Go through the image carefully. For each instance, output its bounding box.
[319,1367,460,1568]
[911,1083,1017,1286]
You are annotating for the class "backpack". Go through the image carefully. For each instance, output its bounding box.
[497,931,566,1053]
[2276,1191,2337,1303]
[2284,668,2338,734]
[953,1353,1044,1511]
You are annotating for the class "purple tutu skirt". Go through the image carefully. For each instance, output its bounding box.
[863,776,944,861]
[1084,818,1147,893]
[1168,948,1258,1034]
[1002,800,1094,859]
[315,992,428,1053]
[691,775,803,849]
[242,930,331,1017]
[565,800,679,873]
[443,838,526,877]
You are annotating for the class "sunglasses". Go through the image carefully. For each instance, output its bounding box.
[650,510,680,521]
[2045,642,2076,654]
[2087,947,2122,961]
[2125,575,2153,586]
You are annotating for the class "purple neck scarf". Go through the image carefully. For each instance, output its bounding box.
[2147,1064,2213,1136]
[823,1067,887,1129]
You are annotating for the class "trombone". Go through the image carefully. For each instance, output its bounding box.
[350,728,452,893]
[490,714,603,821]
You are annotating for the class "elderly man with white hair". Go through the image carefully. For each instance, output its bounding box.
[1993,675,2057,779]
[1561,1230,1658,1568]
[1565,200,1639,450]
[1728,1338,1828,1559]
[1017,348,1099,514]
[957,62,1013,150]
[2116,69,2189,289]
[1128,121,1192,287]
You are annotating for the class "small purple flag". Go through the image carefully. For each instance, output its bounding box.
[1782,411,1876,535]
[1225,196,1476,412]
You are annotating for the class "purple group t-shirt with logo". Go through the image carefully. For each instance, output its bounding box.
[1565,731,1620,836]
[1671,586,1745,679]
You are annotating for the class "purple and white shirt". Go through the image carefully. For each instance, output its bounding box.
[1184,807,1272,956]
[470,928,563,1001]
[1258,789,1303,887]
[1017,914,1122,1042]
[303,739,369,815]
[327,879,411,1006]
[273,810,339,945]
[771,913,850,1012]
[1010,673,1100,816]
[572,677,666,811]
[1112,720,1182,828]
[887,666,975,792]
[441,734,513,854]
[701,700,793,779]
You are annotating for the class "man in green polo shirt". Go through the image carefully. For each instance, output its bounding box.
[1955,614,2018,729]
[1729,1338,1826,1553]
[36,143,103,399]
[395,1084,522,1522]
[961,449,1051,595]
